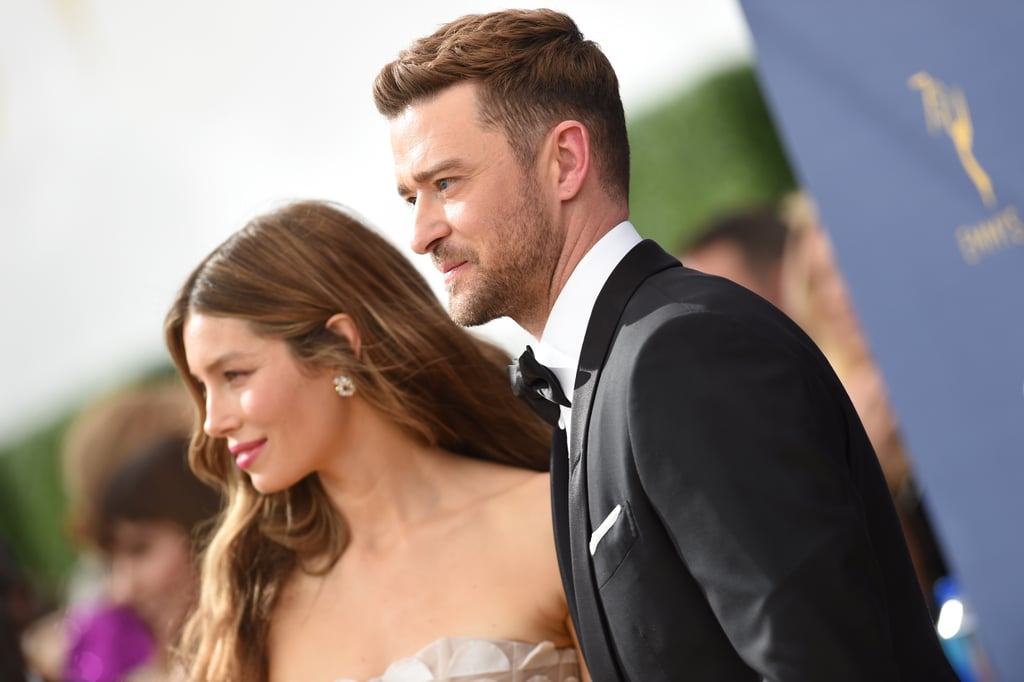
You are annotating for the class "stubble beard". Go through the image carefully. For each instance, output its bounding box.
[445,186,562,329]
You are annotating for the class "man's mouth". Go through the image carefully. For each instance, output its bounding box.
[440,259,469,285]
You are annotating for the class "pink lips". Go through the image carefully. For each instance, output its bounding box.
[439,260,468,285]
[229,439,265,470]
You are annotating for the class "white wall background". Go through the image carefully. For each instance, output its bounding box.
[0,0,752,445]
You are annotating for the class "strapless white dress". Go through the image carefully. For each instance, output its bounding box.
[334,636,580,682]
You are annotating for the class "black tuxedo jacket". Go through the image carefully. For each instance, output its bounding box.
[551,240,956,681]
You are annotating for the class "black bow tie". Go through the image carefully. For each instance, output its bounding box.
[509,345,571,428]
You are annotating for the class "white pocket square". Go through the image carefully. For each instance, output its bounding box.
[589,503,622,555]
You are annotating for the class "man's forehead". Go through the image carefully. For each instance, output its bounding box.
[389,87,504,176]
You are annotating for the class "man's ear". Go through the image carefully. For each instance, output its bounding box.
[549,120,591,201]
[325,313,361,358]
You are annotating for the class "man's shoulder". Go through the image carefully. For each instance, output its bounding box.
[582,240,809,367]
[608,262,758,327]
[601,266,811,362]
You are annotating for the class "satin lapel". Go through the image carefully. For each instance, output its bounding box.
[569,240,681,464]
[549,428,578,627]
[567,240,681,681]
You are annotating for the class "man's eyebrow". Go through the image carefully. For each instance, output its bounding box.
[397,159,466,198]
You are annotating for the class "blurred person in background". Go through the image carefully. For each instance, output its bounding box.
[61,381,195,550]
[79,435,221,681]
[164,200,584,682]
[21,381,219,682]
[779,193,949,611]
[677,204,790,310]
[680,196,950,613]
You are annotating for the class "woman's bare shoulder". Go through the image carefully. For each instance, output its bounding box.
[477,462,550,514]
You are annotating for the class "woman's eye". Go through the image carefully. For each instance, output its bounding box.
[224,370,249,382]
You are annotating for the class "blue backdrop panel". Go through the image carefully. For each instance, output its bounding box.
[739,1,1024,678]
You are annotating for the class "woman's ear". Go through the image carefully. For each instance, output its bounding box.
[325,313,361,358]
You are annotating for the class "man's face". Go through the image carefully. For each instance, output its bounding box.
[389,82,562,328]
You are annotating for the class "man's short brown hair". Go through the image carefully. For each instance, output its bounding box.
[373,9,630,201]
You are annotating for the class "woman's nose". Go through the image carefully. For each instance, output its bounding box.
[203,390,238,438]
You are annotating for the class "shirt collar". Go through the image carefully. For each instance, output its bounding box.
[534,221,642,393]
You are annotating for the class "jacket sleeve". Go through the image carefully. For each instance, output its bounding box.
[628,309,902,682]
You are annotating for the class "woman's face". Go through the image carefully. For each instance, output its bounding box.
[106,519,196,645]
[182,313,350,493]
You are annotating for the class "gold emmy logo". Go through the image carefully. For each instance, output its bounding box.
[908,71,996,208]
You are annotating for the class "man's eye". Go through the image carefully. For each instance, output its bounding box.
[438,178,451,191]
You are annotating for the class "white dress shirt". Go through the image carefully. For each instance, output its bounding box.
[534,221,642,444]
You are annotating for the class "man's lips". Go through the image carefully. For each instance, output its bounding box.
[228,439,265,470]
[439,259,469,285]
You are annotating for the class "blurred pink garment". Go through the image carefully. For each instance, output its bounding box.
[63,603,154,682]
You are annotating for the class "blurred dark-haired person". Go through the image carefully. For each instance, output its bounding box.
[679,204,790,309]
[22,381,213,682]
[72,436,222,682]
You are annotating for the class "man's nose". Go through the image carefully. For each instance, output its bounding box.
[410,194,451,255]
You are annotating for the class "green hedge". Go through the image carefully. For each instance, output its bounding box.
[628,62,798,251]
[0,415,75,599]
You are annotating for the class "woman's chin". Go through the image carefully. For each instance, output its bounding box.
[248,473,290,496]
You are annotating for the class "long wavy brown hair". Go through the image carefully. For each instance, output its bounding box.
[164,200,550,682]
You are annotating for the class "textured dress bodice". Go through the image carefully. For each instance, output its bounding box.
[334,637,580,682]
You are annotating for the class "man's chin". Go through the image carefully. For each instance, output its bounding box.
[448,293,505,328]
[448,305,494,328]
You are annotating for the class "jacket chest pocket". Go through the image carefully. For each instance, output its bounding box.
[590,501,638,587]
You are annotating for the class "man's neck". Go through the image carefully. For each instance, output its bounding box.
[536,220,641,354]
[522,203,628,337]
